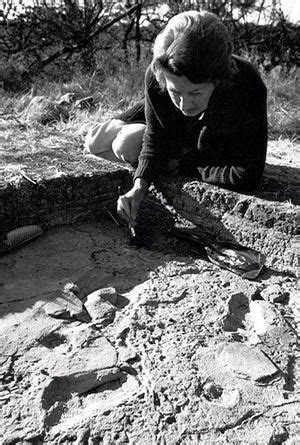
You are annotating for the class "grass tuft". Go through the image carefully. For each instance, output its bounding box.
[263,67,300,140]
[0,54,299,143]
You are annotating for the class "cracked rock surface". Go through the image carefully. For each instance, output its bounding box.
[0,218,298,444]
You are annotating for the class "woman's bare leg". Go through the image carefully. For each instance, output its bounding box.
[85,120,146,165]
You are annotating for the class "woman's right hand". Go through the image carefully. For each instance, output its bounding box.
[117,178,148,226]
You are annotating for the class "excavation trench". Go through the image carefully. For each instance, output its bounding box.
[0,163,298,444]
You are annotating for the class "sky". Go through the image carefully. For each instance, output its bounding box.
[7,0,300,23]
[281,0,300,22]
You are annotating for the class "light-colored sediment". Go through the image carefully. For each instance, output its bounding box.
[0,220,298,444]
[0,138,299,443]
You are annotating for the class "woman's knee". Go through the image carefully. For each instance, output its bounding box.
[85,119,125,155]
[112,123,146,164]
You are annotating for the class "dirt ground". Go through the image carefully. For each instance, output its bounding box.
[0,123,299,444]
[0,217,298,444]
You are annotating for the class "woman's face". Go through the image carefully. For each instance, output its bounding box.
[164,70,215,117]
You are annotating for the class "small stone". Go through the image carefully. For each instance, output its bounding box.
[88,287,118,305]
[63,281,85,300]
[222,280,231,288]
[202,381,223,400]
[152,327,163,339]
[261,284,289,304]
[217,342,279,382]
[117,347,139,364]
[220,388,241,408]
[248,300,278,335]
[84,291,116,325]
[160,400,173,416]
[45,288,87,321]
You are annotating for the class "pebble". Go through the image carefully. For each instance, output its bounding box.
[248,300,278,335]
[202,381,223,400]
[84,291,116,325]
[217,342,279,382]
[220,388,241,408]
[261,284,289,304]
[117,347,139,364]
[45,289,87,321]
[87,287,118,305]
[160,400,173,416]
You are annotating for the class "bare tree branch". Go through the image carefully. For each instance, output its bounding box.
[34,3,140,70]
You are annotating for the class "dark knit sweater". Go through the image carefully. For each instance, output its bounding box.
[117,55,268,191]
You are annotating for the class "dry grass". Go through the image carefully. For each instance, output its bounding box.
[263,67,300,140]
[0,56,299,186]
[0,57,148,184]
[1,57,299,138]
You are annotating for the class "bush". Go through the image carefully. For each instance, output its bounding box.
[0,1,143,87]
[228,18,300,71]
[1,1,299,90]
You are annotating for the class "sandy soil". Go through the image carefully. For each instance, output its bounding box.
[0,112,299,443]
[0,216,298,444]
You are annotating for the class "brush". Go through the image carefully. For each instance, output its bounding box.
[118,185,136,239]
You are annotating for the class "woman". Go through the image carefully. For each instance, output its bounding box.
[85,10,268,228]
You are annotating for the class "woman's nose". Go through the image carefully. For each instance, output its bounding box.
[179,95,192,112]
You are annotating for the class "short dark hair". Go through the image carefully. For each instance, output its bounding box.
[152,10,234,86]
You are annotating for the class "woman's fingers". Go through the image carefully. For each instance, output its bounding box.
[117,195,131,223]
[117,187,146,225]
[117,206,130,224]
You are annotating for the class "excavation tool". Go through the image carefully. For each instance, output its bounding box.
[169,227,266,280]
[0,225,43,256]
[117,185,138,246]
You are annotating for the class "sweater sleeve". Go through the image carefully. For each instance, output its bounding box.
[134,67,167,184]
[200,115,267,190]
[181,85,268,191]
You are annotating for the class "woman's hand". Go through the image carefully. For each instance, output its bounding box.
[117,178,148,226]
